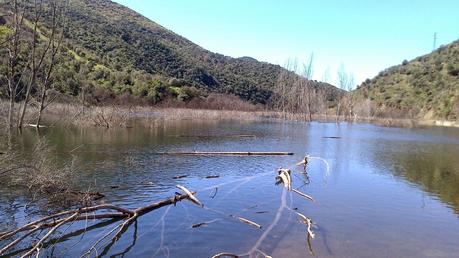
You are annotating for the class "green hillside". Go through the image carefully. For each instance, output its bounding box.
[354,40,459,120]
[0,0,339,106]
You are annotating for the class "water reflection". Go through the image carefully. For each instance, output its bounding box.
[1,121,459,257]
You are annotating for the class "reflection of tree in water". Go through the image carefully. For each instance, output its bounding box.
[389,147,459,214]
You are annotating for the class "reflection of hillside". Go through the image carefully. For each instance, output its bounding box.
[390,147,459,214]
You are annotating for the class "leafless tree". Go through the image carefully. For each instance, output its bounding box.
[302,54,314,121]
[3,0,26,130]
[336,64,353,122]
[2,0,65,129]
[35,0,67,127]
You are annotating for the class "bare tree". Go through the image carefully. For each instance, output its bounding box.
[4,0,26,130]
[302,54,314,121]
[17,0,52,128]
[1,0,64,129]
[336,64,348,122]
[345,74,355,121]
[35,0,67,127]
[336,64,355,122]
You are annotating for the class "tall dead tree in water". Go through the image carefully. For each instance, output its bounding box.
[1,0,65,129]
[336,64,349,122]
[274,61,288,118]
[2,0,25,130]
[336,64,355,121]
[302,54,314,121]
[35,0,66,127]
[345,73,355,121]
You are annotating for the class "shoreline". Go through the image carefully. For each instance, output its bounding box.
[1,102,458,129]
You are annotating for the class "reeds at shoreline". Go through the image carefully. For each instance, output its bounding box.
[2,100,456,129]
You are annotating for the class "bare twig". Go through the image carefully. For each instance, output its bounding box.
[21,212,79,257]
[237,217,261,229]
[176,185,203,207]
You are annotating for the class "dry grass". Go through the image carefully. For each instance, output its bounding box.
[0,100,439,129]
[0,138,100,206]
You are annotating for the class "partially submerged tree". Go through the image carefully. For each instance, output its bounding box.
[1,0,66,130]
[336,64,354,122]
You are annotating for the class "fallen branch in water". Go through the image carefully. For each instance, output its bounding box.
[176,185,203,207]
[154,151,294,156]
[237,217,262,229]
[296,155,309,172]
[295,211,316,255]
[292,188,315,202]
[172,175,188,179]
[209,187,218,199]
[211,252,240,258]
[0,190,199,256]
[191,219,221,228]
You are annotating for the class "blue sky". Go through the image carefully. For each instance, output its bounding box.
[114,0,459,86]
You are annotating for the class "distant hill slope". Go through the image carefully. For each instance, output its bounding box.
[0,0,339,105]
[354,40,459,120]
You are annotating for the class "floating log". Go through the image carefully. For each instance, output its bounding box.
[237,217,261,229]
[171,134,256,138]
[212,253,239,258]
[25,124,48,128]
[292,189,315,202]
[191,219,220,228]
[155,152,293,156]
[172,175,188,179]
[254,211,269,214]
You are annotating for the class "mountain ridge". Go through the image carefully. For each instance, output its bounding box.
[18,0,339,105]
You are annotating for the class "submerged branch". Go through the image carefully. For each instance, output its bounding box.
[0,191,198,256]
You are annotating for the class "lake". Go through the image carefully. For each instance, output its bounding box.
[1,120,459,257]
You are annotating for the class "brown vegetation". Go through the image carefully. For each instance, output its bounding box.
[0,138,103,206]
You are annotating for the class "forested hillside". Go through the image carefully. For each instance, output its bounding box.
[354,40,459,120]
[0,0,339,107]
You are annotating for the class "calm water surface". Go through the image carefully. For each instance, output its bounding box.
[1,120,459,257]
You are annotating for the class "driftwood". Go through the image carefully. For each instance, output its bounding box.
[212,252,239,258]
[172,134,256,138]
[172,175,188,179]
[176,185,203,207]
[292,188,315,202]
[322,136,341,139]
[296,155,310,173]
[209,187,218,199]
[191,219,220,228]
[25,124,48,128]
[0,190,199,256]
[276,168,292,190]
[155,151,294,156]
[296,155,309,167]
[296,211,316,255]
[237,217,262,229]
